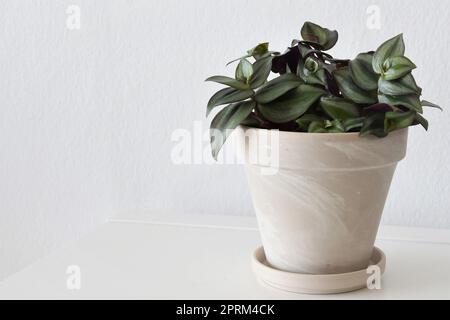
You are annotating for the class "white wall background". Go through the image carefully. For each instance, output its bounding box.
[1,0,449,279]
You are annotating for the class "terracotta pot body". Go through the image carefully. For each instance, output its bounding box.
[238,126,408,274]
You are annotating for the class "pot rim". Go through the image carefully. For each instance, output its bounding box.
[238,125,408,169]
[239,125,408,141]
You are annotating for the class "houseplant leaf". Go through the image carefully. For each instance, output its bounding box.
[304,57,319,74]
[255,73,303,103]
[324,119,345,132]
[235,58,253,82]
[373,34,405,74]
[247,42,269,59]
[414,113,429,130]
[296,114,324,130]
[360,113,387,137]
[249,56,273,88]
[210,100,256,160]
[206,87,254,116]
[308,120,327,133]
[258,85,326,123]
[333,68,377,104]
[382,56,416,80]
[365,103,394,112]
[271,46,301,75]
[421,100,443,111]
[205,76,250,90]
[349,53,378,91]
[320,96,360,120]
[384,111,416,132]
[240,112,261,127]
[301,21,338,50]
[378,73,422,96]
[227,43,272,65]
[378,93,423,113]
[297,57,327,86]
[343,117,365,131]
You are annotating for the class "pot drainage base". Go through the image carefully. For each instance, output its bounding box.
[252,246,385,295]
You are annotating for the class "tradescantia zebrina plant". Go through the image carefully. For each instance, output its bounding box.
[205,22,442,160]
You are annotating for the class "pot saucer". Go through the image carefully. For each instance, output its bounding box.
[252,246,385,295]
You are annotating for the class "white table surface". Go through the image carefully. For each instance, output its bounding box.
[0,213,449,299]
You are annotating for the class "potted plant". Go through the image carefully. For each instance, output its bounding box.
[205,22,441,288]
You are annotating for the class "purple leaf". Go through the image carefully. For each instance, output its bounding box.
[271,46,300,74]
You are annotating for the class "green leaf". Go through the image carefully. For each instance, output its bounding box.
[304,57,319,74]
[360,113,387,137]
[226,55,250,66]
[308,120,328,133]
[297,58,326,86]
[333,68,377,104]
[378,93,422,113]
[378,73,422,96]
[343,117,365,131]
[258,85,326,123]
[382,56,416,80]
[320,96,360,120]
[235,58,253,82]
[349,53,378,91]
[297,43,313,56]
[373,34,405,74]
[301,21,338,50]
[240,112,261,127]
[296,114,324,130]
[255,73,303,103]
[415,113,428,130]
[325,119,345,132]
[224,44,273,69]
[384,111,415,132]
[249,56,273,89]
[421,100,443,111]
[205,76,250,90]
[206,87,254,116]
[247,42,269,59]
[210,100,256,160]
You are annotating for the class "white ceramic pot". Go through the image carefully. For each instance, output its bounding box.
[238,126,408,274]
